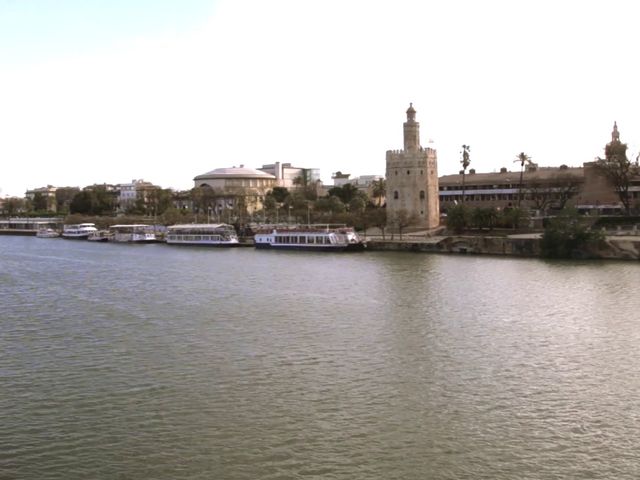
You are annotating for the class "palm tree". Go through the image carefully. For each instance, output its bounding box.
[514,152,531,208]
[372,178,386,207]
[461,145,470,204]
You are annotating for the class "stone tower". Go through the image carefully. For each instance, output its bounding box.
[385,104,440,229]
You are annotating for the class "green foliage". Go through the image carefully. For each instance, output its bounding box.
[446,204,471,233]
[69,186,116,215]
[142,188,173,216]
[314,195,346,214]
[471,207,498,230]
[446,205,529,232]
[190,186,220,214]
[270,187,289,203]
[31,192,48,212]
[592,215,640,227]
[367,208,387,239]
[0,197,26,216]
[500,207,529,229]
[55,187,80,214]
[348,196,366,214]
[371,178,386,207]
[327,184,363,205]
[541,208,604,259]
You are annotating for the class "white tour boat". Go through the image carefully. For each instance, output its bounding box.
[87,230,113,242]
[109,224,158,243]
[165,223,239,246]
[62,223,98,239]
[253,225,366,251]
[36,228,60,238]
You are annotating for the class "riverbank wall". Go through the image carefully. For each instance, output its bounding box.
[366,235,640,260]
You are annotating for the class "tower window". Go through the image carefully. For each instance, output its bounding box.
[393,191,399,200]
[395,171,398,176]
[420,190,425,200]
[407,170,410,175]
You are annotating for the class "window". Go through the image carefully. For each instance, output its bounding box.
[407,170,410,175]
[393,191,399,200]
[420,190,425,200]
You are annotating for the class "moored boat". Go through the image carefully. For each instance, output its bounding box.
[36,228,60,238]
[165,223,239,246]
[253,224,366,251]
[109,224,158,243]
[87,230,113,242]
[62,223,98,239]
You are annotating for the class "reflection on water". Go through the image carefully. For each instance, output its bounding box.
[1,236,639,479]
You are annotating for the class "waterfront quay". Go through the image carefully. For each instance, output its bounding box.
[3,219,639,259]
[366,232,640,260]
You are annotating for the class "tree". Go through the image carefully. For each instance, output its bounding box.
[500,207,529,230]
[461,145,471,204]
[514,152,532,208]
[348,196,366,214]
[541,208,604,258]
[525,173,581,213]
[1,197,25,216]
[55,187,80,214]
[446,204,470,233]
[69,187,115,215]
[368,207,387,239]
[31,192,48,212]
[141,187,173,217]
[191,186,223,217]
[553,174,582,211]
[594,122,639,215]
[270,187,289,203]
[471,207,498,230]
[327,184,362,204]
[390,208,417,239]
[371,178,386,207]
[314,195,346,221]
[69,190,95,215]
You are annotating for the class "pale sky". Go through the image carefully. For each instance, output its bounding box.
[1,0,639,197]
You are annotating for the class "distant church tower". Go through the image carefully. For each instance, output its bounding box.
[385,104,440,229]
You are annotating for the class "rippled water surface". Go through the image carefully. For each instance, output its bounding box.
[1,235,640,479]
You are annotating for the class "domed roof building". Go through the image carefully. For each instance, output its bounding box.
[193,165,276,219]
[194,166,276,183]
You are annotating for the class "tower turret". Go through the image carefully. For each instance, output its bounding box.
[611,121,620,143]
[403,103,420,153]
[605,121,627,159]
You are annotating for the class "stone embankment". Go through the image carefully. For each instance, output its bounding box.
[366,234,640,260]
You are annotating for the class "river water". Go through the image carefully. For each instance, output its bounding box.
[1,235,639,479]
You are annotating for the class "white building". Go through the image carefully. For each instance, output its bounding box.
[116,179,155,212]
[259,162,320,189]
[193,165,276,215]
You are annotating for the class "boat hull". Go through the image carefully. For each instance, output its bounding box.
[166,241,239,247]
[254,242,365,252]
[62,234,92,240]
